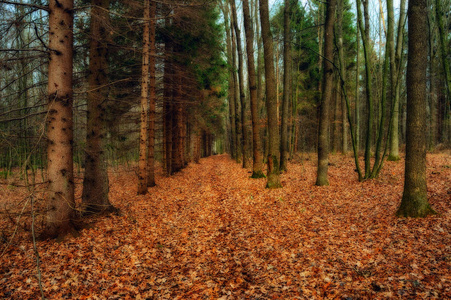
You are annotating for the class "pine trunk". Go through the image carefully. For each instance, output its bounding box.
[137,0,150,195]
[46,0,75,238]
[82,0,113,213]
[146,0,156,187]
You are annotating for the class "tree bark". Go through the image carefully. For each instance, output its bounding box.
[137,0,150,195]
[316,0,336,186]
[82,0,114,213]
[222,2,237,160]
[280,0,290,172]
[230,0,249,168]
[242,0,264,178]
[396,0,435,217]
[46,0,75,238]
[146,0,156,187]
[337,0,348,154]
[259,0,282,188]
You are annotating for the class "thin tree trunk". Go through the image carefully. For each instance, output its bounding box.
[137,0,150,195]
[231,0,250,168]
[355,10,360,154]
[259,0,282,188]
[435,0,451,142]
[222,2,237,160]
[46,0,75,238]
[357,0,374,178]
[231,21,242,164]
[316,0,336,186]
[280,0,290,172]
[82,0,113,212]
[243,0,264,178]
[337,0,348,153]
[146,0,156,187]
[396,0,435,217]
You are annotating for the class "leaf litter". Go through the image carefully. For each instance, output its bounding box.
[0,153,450,299]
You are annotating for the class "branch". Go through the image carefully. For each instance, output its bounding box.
[0,0,49,11]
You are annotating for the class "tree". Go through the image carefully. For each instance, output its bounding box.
[242,0,265,178]
[315,0,336,186]
[146,0,156,187]
[396,0,436,218]
[259,0,282,188]
[280,0,290,172]
[137,0,151,195]
[230,0,249,168]
[82,0,115,213]
[46,0,76,238]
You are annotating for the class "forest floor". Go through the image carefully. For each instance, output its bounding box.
[0,153,450,299]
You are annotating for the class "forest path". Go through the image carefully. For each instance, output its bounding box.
[2,154,450,299]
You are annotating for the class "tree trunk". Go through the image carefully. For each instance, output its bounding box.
[222,2,237,160]
[316,0,336,186]
[259,0,282,188]
[82,0,113,213]
[231,22,242,164]
[46,0,75,238]
[435,0,451,142]
[280,0,290,172]
[388,0,406,160]
[242,0,264,178]
[337,0,348,154]
[396,0,435,217]
[230,0,249,168]
[146,0,156,187]
[137,0,150,195]
[357,0,374,178]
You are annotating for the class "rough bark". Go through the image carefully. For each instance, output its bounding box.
[316,0,336,186]
[46,0,75,238]
[242,0,264,178]
[396,0,435,217]
[259,0,282,188]
[137,0,150,195]
[82,0,114,214]
[146,0,156,187]
[280,0,290,172]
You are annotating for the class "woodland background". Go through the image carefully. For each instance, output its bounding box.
[0,0,450,298]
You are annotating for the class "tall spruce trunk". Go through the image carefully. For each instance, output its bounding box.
[259,0,282,188]
[280,0,290,172]
[396,0,435,217]
[146,0,156,187]
[316,0,336,186]
[242,0,264,178]
[137,0,150,195]
[82,0,114,213]
[46,0,75,238]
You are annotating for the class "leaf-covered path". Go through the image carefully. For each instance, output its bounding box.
[1,154,450,299]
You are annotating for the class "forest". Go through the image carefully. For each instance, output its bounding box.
[0,0,450,298]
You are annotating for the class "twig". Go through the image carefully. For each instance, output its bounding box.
[31,194,45,299]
